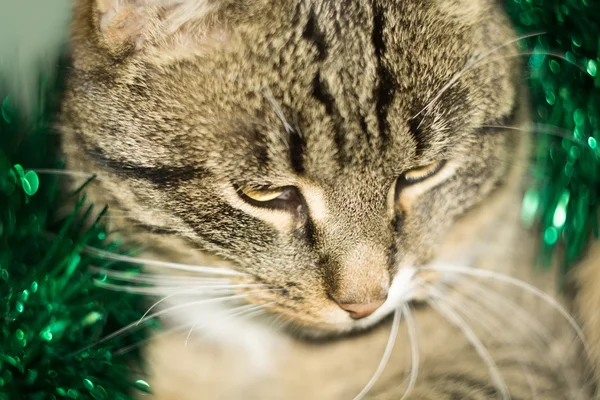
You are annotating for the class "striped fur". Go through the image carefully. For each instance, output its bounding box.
[59,0,595,398]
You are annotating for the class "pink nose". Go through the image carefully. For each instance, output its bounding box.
[338,299,386,319]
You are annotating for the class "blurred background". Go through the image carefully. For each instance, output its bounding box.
[0,0,71,109]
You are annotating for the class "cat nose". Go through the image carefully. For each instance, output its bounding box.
[337,299,386,319]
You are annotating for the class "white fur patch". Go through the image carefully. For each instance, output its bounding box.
[166,297,285,373]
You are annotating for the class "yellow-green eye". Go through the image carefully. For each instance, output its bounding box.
[403,160,446,183]
[240,187,286,202]
[236,185,302,210]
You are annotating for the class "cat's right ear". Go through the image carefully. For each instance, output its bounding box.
[82,0,223,59]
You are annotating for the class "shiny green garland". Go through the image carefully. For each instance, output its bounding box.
[0,63,151,399]
[507,0,600,271]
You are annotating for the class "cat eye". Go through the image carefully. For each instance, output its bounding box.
[241,187,286,202]
[236,185,302,210]
[403,160,446,184]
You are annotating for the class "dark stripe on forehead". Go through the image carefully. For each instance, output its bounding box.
[311,73,347,163]
[408,114,429,156]
[302,7,328,62]
[288,124,306,174]
[372,1,396,147]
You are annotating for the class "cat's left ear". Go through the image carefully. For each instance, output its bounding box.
[89,0,226,58]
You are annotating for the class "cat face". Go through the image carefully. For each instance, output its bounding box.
[61,0,524,336]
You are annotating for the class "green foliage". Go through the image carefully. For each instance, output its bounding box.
[0,61,149,399]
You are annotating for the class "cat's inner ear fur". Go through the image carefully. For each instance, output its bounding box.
[92,0,227,59]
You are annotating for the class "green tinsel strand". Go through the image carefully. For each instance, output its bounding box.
[507,0,600,272]
[0,61,151,399]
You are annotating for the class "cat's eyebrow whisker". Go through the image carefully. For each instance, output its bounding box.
[426,287,511,400]
[422,264,591,358]
[400,303,419,400]
[481,123,587,145]
[413,31,546,118]
[352,307,403,400]
[260,87,295,136]
[476,50,587,74]
[84,246,247,276]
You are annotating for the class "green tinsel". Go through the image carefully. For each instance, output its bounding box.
[0,62,150,399]
[507,0,600,271]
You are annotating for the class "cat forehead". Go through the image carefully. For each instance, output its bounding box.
[137,0,480,170]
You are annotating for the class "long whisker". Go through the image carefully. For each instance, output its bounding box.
[427,291,511,400]
[137,287,270,324]
[413,31,546,118]
[113,303,268,357]
[84,246,247,276]
[456,277,581,396]
[94,280,268,296]
[103,294,250,346]
[34,169,97,179]
[184,302,273,347]
[90,266,231,285]
[422,264,590,357]
[400,303,419,400]
[353,307,403,400]
[481,123,586,145]
[185,302,275,347]
[459,279,554,344]
[260,87,294,135]
[70,293,257,357]
[474,50,587,74]
[442,282,538,399]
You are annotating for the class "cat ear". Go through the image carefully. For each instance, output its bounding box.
[92,0,217,57]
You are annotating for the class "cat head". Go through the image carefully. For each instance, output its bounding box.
[61,0,525,336]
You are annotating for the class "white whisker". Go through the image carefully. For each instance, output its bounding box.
[427,288,510,400]
[457,277,580,396]
[481,123,585,144]
[445,284,538,399]
[400,303,419,400]
[423,264,590,357]
[113,303,266,357]
[139,289,272,326]
[34,168,97,179]
[184,303,269,346]
[353,307,402,400]
[260,87,294,135]
[460,279,554,344]
[474,50,587,74]
[413,32,546,118]
[90,266,231,285]
[84,246,247,276]
[73,293,252,357]
[94,280,268,296]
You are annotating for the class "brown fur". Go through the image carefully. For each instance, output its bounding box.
[59,0,597,398]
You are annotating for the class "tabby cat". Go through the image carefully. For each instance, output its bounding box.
[59,0,598,398]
